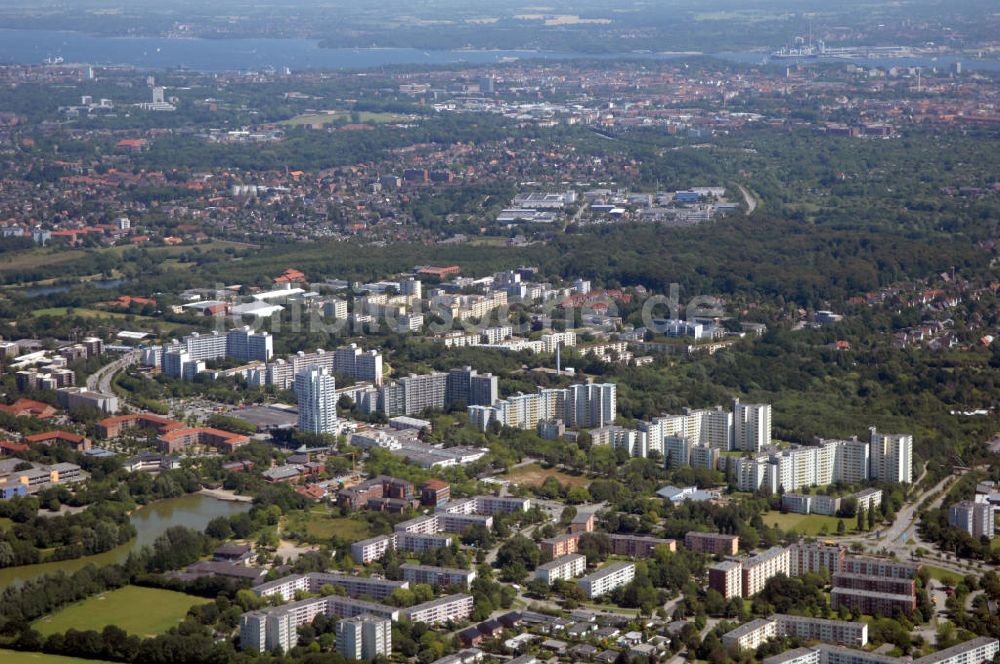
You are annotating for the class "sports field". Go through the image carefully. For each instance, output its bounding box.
[32,586,210,638]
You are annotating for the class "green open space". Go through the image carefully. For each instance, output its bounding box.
[284,506,373,542]
[502,462,591,488]
[0,249,89,272]
[762,510,857,536]
[280,111,410,126]
[31,307,195,333]
[32,586,210,638]
[0,649,116,664]
[924,565,963,586]
[0,240,251,278]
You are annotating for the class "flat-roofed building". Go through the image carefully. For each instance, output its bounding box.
[438,511,493,533]
[830,587,916,616]
[722,618,777,651]
[833,572,915,596]
[948,500,995,539]
[308,572,407,601]
[396,532,452,554]
[421,479,451,506]
[578,562,635,599]
[336,614,392,660]
[474,495,530,515]
[789,541,845,576]
[351,534,394,564]
[239,595,399,653]
[763,647,821,664]
[771,639,1000,664]
[708,561,742,599]
[839,556,918,579]
[535,554,587,585]
[403,594,474,625]
[401,563,476,589]
[741,547,790,598]
[912,637,1000,664]
[685,531,739,556]
[608,534,676,557]
[775,614,867,648]
[541,533,580,559]
[395,514,440,535]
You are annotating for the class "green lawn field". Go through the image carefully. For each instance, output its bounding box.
[30,307,192,333]
[284,507,372,542]
[281,111,409,126]
[32,586,210,638]
[763,510,857,536]
[0,649,115,664]
[924,565,963,586]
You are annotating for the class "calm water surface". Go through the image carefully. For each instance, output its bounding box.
[0,493,250,588]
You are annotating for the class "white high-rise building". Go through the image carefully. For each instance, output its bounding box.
[831,437,871,485]
[869,428,913,484]
[734,399,771,451]
[697,407,735,450]
[948,501,994,539]
[227,326,274,362]
[336,614,392,660]
[295,366,338,434]
[567,382,616,428]
[664,435,691,468]
[400,277,422,299]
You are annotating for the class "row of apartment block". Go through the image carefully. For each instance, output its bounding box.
[534,554,588,585]
[684,531,740,556]
[762,638,999,664]
[351,531,454,564]
[251,571,407,602]
[241,592,473,652]
[540,531,676,560]
[401,563,477,589]
[577,562,636,599]
[722,614,868,651]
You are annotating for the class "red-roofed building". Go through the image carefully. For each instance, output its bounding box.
[116,138,149,152]
[0,441,29,455]
[417,266,461,279]
[25,431,91,451]
[274,268,306,284]
[0,398,58,419]
[97,413,185,438]
[157,427,250,454]
[295,484,328,501]
[113,295,157,309]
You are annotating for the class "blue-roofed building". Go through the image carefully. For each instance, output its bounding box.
[0,480,28,500]
[83,447,116,458]
[673,191,701,204]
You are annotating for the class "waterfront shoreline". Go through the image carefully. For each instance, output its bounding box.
[199,487,253,503]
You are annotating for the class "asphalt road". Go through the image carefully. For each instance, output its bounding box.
[86,351,138,395]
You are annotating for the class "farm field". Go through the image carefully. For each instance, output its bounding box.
[32,586,210,638]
